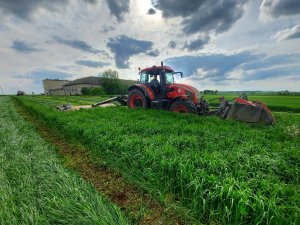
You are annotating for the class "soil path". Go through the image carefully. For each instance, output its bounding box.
[13,100,182,225]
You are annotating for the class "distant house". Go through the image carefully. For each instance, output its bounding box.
[43,79,69,95]
[48,88,65,96]
[63,76,102,95]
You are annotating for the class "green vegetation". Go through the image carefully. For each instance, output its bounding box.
[15,96,300,225]
[0,97,129,225]
[205,94,300,113]
[102,69,119,79]
[102,78,128,95]
[81,87,106,96]
[32,95,106,107]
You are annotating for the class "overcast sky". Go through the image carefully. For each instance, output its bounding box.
[0,0,300,94]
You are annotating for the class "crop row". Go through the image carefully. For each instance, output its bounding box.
[16,96,300,224]
[0,97,129,225]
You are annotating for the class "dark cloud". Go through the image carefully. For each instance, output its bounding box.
[164,53,300,82]
[148,8,156,15]
[11,40,41,53]
[0,0,98,20]
[13,69,73,84]
[168,40,176,49]
[106,0,129,22]
[261,0,300,18]
[0,0,69,20]
[54,36,101,54]
[184,36,210,51]
[146,49,159,57]
[243,66,300,81]
[107,35,156,68]
[152,0,247,34]
[82,0,97,4]
[100,25,116,33]
[242,53,300,70]
[75,60,109,68]
[164,52,257,82]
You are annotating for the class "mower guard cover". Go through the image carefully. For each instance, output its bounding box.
[226,103,275,125]
[218,97,275,125]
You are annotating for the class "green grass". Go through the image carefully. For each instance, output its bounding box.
[0,97,130,225]
[32,95,107,106]
[15,96,300,224]
[205,94,300,113]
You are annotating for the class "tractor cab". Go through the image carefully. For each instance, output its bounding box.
[139,66,175,98]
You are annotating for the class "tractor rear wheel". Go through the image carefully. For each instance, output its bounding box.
[169,100,196,114]
[127,89,147,109]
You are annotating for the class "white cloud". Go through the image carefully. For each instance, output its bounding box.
[273,24,300,41]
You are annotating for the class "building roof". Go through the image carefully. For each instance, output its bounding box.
[63,76,136,87]
[64,76,101,86]
[43,79,69,81]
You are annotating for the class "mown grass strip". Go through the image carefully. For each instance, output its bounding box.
[13,97,182,225]
[0,97,129,225]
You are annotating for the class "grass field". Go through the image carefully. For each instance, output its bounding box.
[32,94,300,113]
[0,97,129,225]
[13,95,300,225]
[205,94,300,113]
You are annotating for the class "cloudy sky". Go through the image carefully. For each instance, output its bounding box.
[0,0,300,94]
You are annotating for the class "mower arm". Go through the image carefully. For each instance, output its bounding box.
[92,95,127,107]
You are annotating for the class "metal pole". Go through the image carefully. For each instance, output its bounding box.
[0,84,4,95]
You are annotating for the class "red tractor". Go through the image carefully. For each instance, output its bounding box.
[91,62,274,125]
[127,62,209,114]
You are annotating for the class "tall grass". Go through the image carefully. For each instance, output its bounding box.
[0,97,129,225]
[16,96,300,224]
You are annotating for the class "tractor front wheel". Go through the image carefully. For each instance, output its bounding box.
[169,100,196,114]
[127,89,147,109]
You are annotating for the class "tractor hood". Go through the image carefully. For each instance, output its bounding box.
[171,83,199,94]
[168,83,200,104]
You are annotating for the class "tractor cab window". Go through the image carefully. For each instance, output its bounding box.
[149,74,160,84]
[165,71,174,84]
[140,71,147,83]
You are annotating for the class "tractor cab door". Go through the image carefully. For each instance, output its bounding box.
[148,74,161,97]
[140,70,161,98]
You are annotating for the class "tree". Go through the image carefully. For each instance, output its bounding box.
[81,87,90,95]
[203,90,218,95]
[102,69,119,79]
[91,87,105,95]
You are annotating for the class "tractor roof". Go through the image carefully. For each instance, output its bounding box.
[141,66,174,75]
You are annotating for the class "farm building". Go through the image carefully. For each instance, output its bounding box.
[63,76,102,95]
[43,76,135,95]
[43,79,69,95]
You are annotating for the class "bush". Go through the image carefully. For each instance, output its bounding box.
[81,87,105,96]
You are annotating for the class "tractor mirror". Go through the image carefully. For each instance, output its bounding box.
[173,72,183,78]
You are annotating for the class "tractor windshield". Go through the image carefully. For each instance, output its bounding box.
[165,71,174,84]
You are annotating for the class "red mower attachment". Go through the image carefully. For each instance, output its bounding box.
[216,95,275,125]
